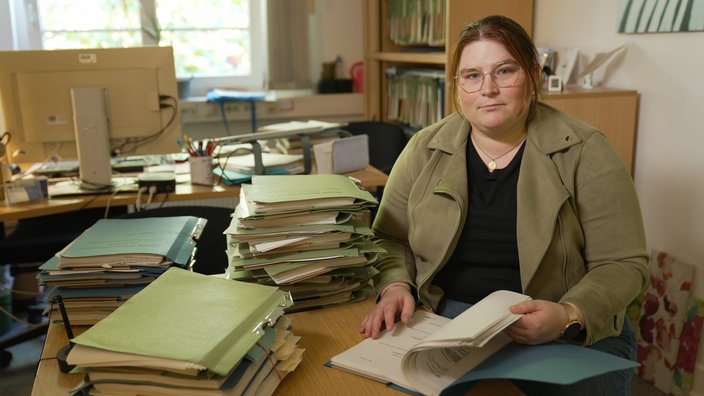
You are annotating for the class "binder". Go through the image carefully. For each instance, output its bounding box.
[67,268,294,377]
[56,216,206,268]
[38,216,208,325]
[313,134,370,174]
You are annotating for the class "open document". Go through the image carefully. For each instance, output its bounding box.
[329,290,639,396]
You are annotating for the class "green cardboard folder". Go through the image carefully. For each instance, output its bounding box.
[67,268,293,377]
[57,216,206,267]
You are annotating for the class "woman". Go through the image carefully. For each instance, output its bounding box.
[359,15,648,395]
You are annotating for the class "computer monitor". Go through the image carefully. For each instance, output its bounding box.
[0,46,181,187]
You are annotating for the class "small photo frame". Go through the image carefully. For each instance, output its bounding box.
[548,75,563,92]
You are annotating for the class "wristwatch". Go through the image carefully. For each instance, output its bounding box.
[560,302,583,340]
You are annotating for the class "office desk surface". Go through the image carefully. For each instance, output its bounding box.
[1,166,388,223]
[34,298,522,396]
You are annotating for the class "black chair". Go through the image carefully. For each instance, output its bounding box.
[342,121,408,220]
[0,207,117,366]
[115,206,234,276]
[342,121,408,175]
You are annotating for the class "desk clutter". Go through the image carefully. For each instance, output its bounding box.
[21,173,381,394]
[224,174,382,311]
[210,120,369,185]
[38,216,206,325]
[1,120,367,204]
[28,193,320,394]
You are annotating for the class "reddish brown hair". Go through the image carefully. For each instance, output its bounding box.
[450,15,541,122]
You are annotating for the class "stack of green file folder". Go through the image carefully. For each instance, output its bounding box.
[225,174,384,311]
[67,267,301,395]
[38,216,205,325]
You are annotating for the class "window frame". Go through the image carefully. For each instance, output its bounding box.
[4,0,267,95]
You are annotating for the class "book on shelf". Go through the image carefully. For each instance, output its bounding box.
[328,290,639,396]
[388,0,446,46]
[386,67,445,129]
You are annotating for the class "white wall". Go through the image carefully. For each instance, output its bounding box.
[534,0,704,393]
[310,0,363,81]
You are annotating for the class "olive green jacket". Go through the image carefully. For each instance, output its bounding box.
[371,102,649,345]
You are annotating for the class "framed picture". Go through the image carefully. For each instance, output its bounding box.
[548,76,563,92]
[618,0,704,33]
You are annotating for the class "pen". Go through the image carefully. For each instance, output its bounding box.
[182,134,198,157]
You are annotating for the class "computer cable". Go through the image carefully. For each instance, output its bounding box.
[145,185,157,208]
[156,191,170,208]
[103,180,137,218]
[0,285,44,328]
[110,94,178,156]
[135,186,148,211]
[214,145,256,186]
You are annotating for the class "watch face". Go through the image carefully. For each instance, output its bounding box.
[562,322,582,340]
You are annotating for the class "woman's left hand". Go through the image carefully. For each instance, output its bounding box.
[504,299,569,344]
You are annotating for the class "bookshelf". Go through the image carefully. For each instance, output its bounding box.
[362,0,535,124]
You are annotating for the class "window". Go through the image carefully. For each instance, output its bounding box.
[12,0,266,93]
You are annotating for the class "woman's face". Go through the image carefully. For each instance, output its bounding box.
[457,39,532,136]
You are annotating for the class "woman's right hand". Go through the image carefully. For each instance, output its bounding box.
[358,283,415,339]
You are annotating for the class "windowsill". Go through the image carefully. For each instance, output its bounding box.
[179,92,363,125]
[179,89,358,103]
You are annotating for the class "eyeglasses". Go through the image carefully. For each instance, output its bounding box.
[455,63,523,93]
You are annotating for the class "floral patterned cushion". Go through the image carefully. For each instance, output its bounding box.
[629,250,699,394]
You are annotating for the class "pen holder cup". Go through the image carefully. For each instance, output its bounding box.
[189,156,214,186]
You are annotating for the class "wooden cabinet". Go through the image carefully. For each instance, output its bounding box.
[543,87,639,174]
[362,0,534,122]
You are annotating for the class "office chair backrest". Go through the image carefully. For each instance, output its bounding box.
[343,121,407,174]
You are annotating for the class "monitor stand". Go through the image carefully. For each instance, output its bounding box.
[71,87,112,189]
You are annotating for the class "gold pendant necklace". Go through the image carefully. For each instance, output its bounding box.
[471,134,527,172]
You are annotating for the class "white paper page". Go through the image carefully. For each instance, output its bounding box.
[329,310,449,392]
[403,332,512,396]
[418,290,529,347]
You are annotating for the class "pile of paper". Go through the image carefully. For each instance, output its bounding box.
[211,120,347,185]
[38,216,206,325]
[216,152,306,176]
[225,174,383,311]
[67,268,302,395]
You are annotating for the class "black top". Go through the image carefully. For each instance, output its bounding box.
[433,138,525,304]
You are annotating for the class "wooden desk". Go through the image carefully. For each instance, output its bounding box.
[33,298,522,396]
[0,166,388,223]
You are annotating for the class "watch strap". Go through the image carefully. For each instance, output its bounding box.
[560,302,583,340]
